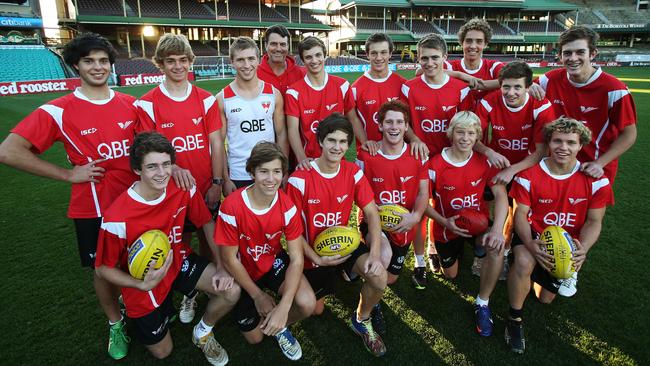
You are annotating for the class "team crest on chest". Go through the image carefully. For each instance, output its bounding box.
[261,100,271,113]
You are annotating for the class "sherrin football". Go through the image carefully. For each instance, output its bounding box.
[378,204,410,232]
[128,229,171,280]
[314,226,361,257]
[541,225,576,279]
[455,208,489,236]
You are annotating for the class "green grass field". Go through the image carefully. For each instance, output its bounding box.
[0,68,648,365]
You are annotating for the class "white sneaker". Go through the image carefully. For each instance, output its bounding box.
[558,272,578,297]
[192,328,229,366]
[275,328,302,361]
[179,294,197,324]
[471,257,484,277]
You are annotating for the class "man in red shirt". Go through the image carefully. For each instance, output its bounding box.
[0,33,138,360]
[257,25,305,96]
[137,34,226,321]
[505,117,612,354]
[286,114,388,357]
[96,131,239,365]
[217,142,315,361]
[285,36,356,168]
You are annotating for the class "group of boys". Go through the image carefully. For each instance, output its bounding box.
[0,17,636,364]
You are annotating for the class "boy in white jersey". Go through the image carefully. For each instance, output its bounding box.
[136,34,226,322]
[217,37,288,193]
[505,117,612,354]
[217,142,315,361]
[0,33,137,359]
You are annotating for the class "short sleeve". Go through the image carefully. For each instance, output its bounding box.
[188,187,211,228]
[284,88,300,118]
[11,107,62,154]
[214,196,239,246]
[509,173,532,206]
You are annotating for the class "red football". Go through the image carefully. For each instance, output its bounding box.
[454,208,489,236]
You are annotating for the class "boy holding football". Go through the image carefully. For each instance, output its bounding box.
[95,131,239,365]
[424,111,508,337]
[505,117,612,354]
[0,33,138,359]
[216,142,315,360]
[286,113,388,357]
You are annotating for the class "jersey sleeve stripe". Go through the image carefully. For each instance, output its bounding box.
[428,169,436,182]
[352,87,358,101]
[190,185,197,197]
[513,176,531,192]
[401,84,410,98]
[480,99,493,113]
[533,101,552,120]
[100,221,126,239]
[137,100,156,123]
[203,95,217,114]
[147,291,160,308]
[284,205,297,226]
[592,177,610,195]
[340,80,350,97]
[288,177,305,195]
[539,74,549,91]
[218,211,237,227]
[356,159,365,171]
[39,104,85,156]
[460,87,470,102]
[489,62,502,77]
[286,89,299,100]
[354,169,364,183]
[594,119,610,159]
[607,89,630,109]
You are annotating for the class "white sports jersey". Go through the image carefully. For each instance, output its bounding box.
[223,82,276,180]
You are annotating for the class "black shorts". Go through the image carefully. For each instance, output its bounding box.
[304,243,369,300]
[232,179,254,189]
[74,217,102,268]
[359,221,410,276]
[233,250,290,332]
[511,231,562,294]
[130,253,210,345]
[434,237,471,269]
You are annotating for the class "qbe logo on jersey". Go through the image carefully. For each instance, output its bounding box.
[172,134,204,152]
[97,139,131,159]
[421,119,448,133]
[240,119,266,133]
[313,211,342,228]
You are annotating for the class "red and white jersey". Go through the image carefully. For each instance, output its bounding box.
[537,67,637,181]
[96,181,211,318]
[137,83,222,194]
[428,149,498,242]
[510,159,612,239]
[215,187,303,281]
[257,54,306,96]
[286,160,375,269]
[222,82,277,180]
[351,71,406,152]
[445,57,504,103]
[11,89,139,218]
[476,91,556,164]
[357,144,429,246]
[401,74,472,156]
[285,73,355,158]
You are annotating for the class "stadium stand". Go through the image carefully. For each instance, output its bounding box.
[274,6,320,24]
[76,0,125,16]
[0,45,66,82]
[434,18,466,35]
[179,0,215,19]
[516,20,566,33]
[410,19,442,35]
[113,58,159,75]
[489,21,516,35]
[228,3,284,22]
[189,40,217,56]
[125,0,178,18]
[355,18,402,31]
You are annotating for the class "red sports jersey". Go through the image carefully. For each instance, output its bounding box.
[96,181,211,318]
[475,91,556,164]
[257,54,306,96]
[285,73,355,158]
[215,187,303,281]
[286,160,375,269]
[537,68,637,181]
[351,71,406,152]
[509,159,612,239]
[357,144,429,246]
[137,84,222,194]
[428,149,498,242]
[445,58,504,103]
[11,89,139,218]
[401,74,472,156]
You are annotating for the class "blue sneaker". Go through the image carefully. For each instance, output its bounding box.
[350,314,386,357]
[370,303,386,335]
[275,328,302,361]
[475,304,493,337]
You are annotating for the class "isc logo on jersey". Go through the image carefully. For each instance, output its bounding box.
[498,138,529,151]
[421,119,448,133]
[81,128,97,136]
[240,119,266,133]
[379,190,406,205]
[313,211,342,228]
[97,139,131,160]
[172,134,204,153]
[543,212,577,227]
[450,193,479,210]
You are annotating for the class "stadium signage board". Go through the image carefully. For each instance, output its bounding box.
[0,17,43,28]
[0,78,80,96]
[119,72,195,86]
[323,64,396,73]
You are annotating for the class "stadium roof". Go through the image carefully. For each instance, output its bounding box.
[340,0,411,8]
[341,0,578,10]
[73,15,332,31]
[523,0,578,11]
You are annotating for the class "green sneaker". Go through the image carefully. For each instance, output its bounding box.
[108,320,130,360]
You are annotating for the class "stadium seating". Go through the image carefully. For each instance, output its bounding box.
[516,20,565,33]
[434,18,465,35]
[125,0,177,18]
[0,46,66,82]
[189,41,218,56]
[113,58,159,75]
[410,19,443,35]
[489,21,516,35]
[228,3,284,22]
[355,18,402,31]
[274,6,320,23]
[76,0,125,16]
[179,0,215,19]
